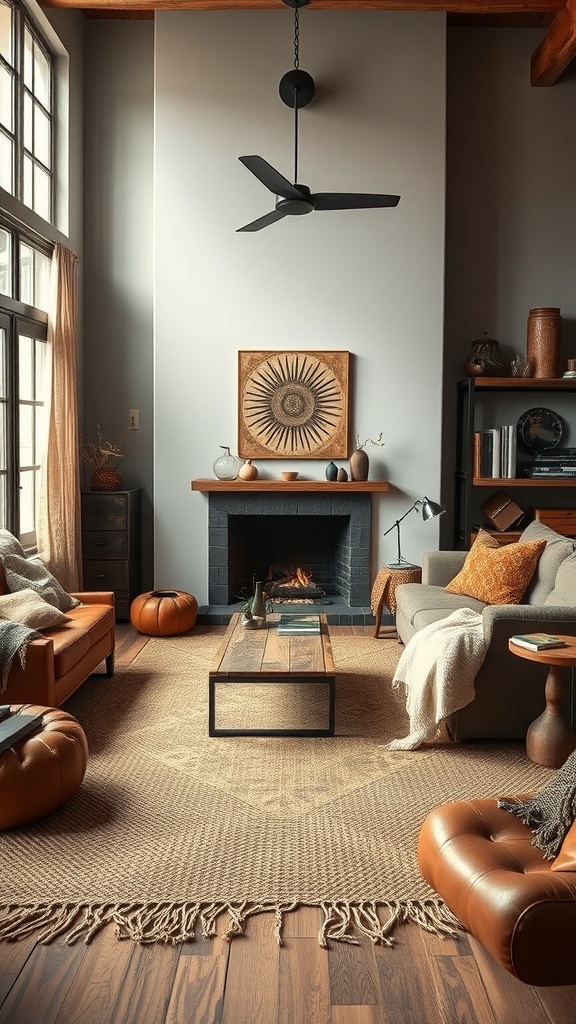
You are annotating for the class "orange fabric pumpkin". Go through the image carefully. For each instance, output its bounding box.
[130,590,198,636]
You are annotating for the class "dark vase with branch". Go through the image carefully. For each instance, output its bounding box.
[79,425,128,491]
[350,432,385,481]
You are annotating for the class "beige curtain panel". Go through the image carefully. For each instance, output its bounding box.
[37,243,82,592]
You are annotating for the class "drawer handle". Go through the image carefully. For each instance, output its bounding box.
[95,573,105,579]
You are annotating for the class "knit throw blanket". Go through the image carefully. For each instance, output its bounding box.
[0,620,41,693]
[498,749,576,859]
[383,608,489,750]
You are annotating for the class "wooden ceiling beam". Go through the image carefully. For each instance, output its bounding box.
[39,0,563,13]
[531,0,576,82]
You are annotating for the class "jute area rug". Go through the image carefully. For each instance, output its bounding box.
[0,630,550,948]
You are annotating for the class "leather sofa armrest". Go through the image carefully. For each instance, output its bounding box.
[422,550,467,587]
[482,604,576,645]
[70,591,115,609]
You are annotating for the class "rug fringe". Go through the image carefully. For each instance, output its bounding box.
[0,900,462,947]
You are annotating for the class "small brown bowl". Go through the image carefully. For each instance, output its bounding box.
[281,471,299,481]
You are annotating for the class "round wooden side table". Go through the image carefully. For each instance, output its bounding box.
[371,565,422,639]
[508,635,576,768]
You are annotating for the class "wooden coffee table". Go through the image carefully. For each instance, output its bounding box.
[509,634,576,768]
[209,613,336,737]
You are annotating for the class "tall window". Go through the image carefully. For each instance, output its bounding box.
[0,218,50,545]
[0,0,54,223]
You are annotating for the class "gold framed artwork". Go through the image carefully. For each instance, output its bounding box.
[238,350,350,459]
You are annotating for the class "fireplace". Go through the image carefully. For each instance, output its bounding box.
[203,490,374,624]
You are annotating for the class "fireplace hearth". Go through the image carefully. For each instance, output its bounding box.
[199,489,378,625]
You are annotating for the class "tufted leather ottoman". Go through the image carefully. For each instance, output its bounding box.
[418,798,576,986]
[0,705,88,829]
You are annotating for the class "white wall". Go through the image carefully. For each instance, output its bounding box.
[154,12,446,602]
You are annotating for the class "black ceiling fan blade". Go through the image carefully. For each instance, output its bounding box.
[236,208,289,233]
[238,156,303,201]
[311,193,401,211]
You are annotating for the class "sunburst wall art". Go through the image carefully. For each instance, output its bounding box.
[238,350,350,459]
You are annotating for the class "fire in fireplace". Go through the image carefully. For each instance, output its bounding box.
[264,564,326,602]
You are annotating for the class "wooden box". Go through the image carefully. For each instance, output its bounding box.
[534,508,576,537]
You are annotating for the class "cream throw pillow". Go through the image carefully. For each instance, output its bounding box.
[0,589,71,629]
[2,554,80,611]
[445,533,547,605]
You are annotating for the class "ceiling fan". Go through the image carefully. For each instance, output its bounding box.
[237,0,401,233]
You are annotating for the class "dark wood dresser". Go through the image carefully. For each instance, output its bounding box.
[81,489,142,620]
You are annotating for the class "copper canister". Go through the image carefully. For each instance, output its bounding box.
[526,307,561,378]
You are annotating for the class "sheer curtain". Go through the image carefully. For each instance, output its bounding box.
[37,243,82,591]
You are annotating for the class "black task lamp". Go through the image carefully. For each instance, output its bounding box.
[383,497,445,570]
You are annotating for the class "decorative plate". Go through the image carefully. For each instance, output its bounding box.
[517,407,564,452]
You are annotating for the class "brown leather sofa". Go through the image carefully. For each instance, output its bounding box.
[1,570,115,708]
[418,798,576,986]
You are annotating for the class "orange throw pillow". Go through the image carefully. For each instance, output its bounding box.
[445,534,546,605]
[551,819,576,872]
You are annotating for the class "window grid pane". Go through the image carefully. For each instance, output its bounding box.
[33,162,50,220]
[0,229,12,298]
[0,64,13,131]
[0,131,13,193]
[19,241,32,305]
[33,39,50,109]
[23,25,32,90]
[0,1,13,65]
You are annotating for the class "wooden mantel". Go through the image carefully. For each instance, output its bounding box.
[191,479,389,493]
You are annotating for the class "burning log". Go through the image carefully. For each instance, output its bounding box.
[264,565,325,600]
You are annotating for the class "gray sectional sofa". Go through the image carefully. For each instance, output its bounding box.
[394,520,576,742]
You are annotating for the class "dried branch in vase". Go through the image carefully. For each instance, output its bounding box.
[354,432,385,450]
[79,425,129,472]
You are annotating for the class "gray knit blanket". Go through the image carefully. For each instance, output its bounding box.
[0,620,41,693]
[498,748,576,859]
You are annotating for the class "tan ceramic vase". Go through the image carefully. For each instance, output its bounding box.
[239,459,258,481]
[349,448,369,481]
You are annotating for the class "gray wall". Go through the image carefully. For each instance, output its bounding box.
[442,29,576,545]
[83,21,155,589]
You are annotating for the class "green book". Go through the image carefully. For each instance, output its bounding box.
[510,633,567,651]
[277,615,321,635]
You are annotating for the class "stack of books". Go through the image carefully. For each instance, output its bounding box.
[277,614,321,636]
[510,633,567,651]
[525,447,576,479]
[473,425,517,479]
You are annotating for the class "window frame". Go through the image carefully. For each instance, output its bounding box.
[0,215,50,544]
[0,0,69,239]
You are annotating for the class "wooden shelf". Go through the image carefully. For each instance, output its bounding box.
[473,477,576,487]
[464,377,576,390]
[191,479,389,493]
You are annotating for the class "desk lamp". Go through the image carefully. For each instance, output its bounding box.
[384,497,445,570]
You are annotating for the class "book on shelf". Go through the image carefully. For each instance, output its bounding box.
[510,633,567,651]
[277,614,321,635]
[0,712,44,756]
[474,425,516,478]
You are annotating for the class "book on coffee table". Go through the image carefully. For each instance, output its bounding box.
[0,712,44,755]
[510,633,567,652]
[277,614,321,636]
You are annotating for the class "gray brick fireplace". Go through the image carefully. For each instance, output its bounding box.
[201,490,375,625]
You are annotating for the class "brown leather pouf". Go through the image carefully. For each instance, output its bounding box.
[130,589,198,636]
[0,705,88,829]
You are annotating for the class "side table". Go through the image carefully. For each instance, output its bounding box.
[371,565,422,639]
[508,635,576,768]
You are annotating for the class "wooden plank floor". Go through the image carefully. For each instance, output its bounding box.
[2,622,576,1024]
